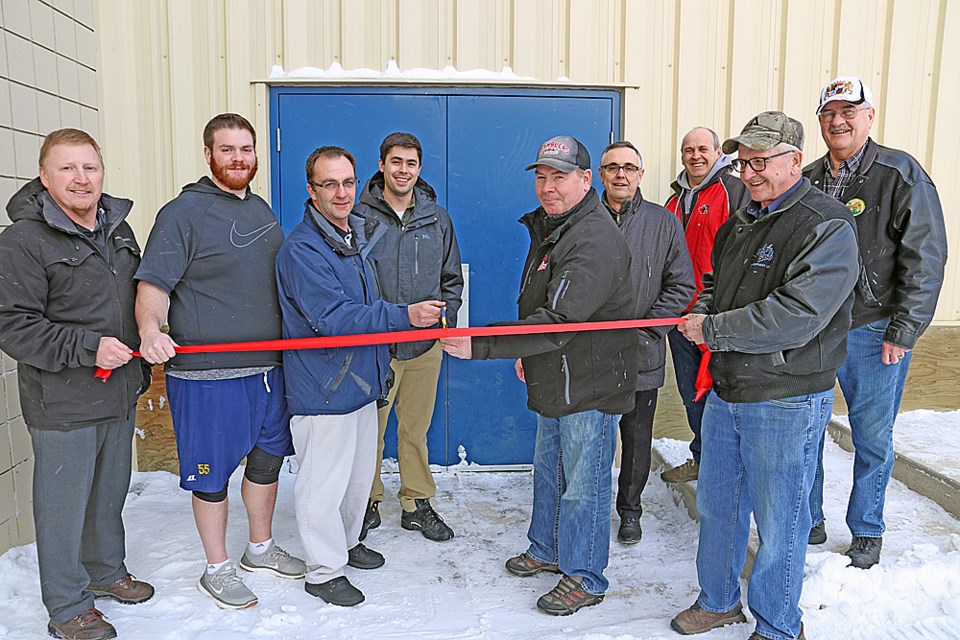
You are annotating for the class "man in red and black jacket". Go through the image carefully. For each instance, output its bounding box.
[662,127,750,484]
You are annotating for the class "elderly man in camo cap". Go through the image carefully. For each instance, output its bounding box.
[670,111,860,640]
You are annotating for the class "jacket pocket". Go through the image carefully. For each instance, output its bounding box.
[856,264,882,308]
[324,352,355,396]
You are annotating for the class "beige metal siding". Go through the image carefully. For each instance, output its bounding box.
[0,0,100,553]
[95,0,959,322]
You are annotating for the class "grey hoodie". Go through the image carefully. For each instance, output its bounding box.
[135,177,285,370]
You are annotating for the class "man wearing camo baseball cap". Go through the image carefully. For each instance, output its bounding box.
[803,75,947,571]
[671,110,860,640]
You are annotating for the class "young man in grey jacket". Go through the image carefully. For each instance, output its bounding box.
[353,133,464,543]
[597,141,694,545]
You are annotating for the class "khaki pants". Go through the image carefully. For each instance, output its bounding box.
[371,342,442,511]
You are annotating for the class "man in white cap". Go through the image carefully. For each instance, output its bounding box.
[803,76,948,568]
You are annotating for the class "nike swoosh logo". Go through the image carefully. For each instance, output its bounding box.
[230,221,278,248]
[209,582,225,594]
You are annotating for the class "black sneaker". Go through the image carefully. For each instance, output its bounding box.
[401,499,454,541]
[347,543,384,570]
[617,516,642,544]
[808,521,827,545]
[846,536,882,569]
[305,576,364,607]
[359,500,381,542]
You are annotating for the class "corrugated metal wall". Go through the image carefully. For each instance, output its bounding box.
[95,0,959,322]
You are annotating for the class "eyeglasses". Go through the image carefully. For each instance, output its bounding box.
[599,163,641,176]
[817,106,868,123]
[731,150,795,173]
[309,178,358,192]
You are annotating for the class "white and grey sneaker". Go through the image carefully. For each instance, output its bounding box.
[198,561,258,609]
[239,541,306,579]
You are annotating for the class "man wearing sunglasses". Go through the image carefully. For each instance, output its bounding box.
[803,76,947,568]
[597,141,694,545]
[672,111,859,640]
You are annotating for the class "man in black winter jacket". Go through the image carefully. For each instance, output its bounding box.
[0,129,154,640]
[803,76,948,568]
[442,135,638,616]
[353,133,463,543]
[597,141,694,545]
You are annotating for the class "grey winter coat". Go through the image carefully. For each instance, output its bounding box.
[0,179,149,429]
[354,173,463,361]
[603,189,695,391]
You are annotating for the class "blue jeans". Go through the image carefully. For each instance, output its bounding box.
[668,328,705,462]
[809,318,911,537]
[526,410,619,595]
[696,390,831,640]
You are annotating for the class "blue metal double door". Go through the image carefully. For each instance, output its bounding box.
[270,86,620,466]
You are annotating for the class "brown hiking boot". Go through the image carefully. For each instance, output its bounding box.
[47,608,117,640]
[505,552,560,577]
[671,601,746,635]
[536,575,603,616]
[661,459,700,483]
[89,573,155,604]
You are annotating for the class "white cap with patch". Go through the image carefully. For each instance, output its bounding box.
[817,76,874,114]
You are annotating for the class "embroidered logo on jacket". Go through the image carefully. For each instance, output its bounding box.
[537,255,549,271]
[750,243,775,269]
[698,203,710,215]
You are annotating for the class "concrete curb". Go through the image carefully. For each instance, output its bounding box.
[652,417,960,585]
[827,420,960,520]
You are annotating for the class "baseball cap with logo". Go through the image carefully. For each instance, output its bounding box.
[525,135,591,172]
[817,76,874,114]
[721,111,804,154]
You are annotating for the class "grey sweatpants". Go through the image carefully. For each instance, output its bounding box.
[30,415,135,623]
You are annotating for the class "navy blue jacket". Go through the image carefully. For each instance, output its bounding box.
[276,202,411,416]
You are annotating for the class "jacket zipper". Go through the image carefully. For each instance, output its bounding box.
[414,234,419,276]
[561,354,571,405]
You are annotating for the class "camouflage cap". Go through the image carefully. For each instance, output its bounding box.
[721,111,804,154]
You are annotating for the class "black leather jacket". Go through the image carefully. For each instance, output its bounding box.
[804,140,948,348]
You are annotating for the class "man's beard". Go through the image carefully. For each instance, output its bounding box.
[211,157,258,191]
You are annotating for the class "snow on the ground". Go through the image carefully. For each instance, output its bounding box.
[835,409,960,486]
[2,412,960,639]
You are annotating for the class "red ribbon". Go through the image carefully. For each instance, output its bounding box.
[694,344,713,402]
[95,317,686,381]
